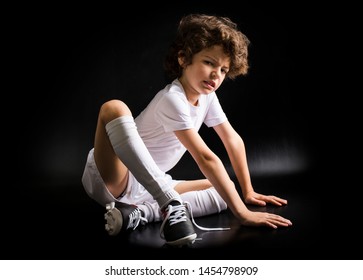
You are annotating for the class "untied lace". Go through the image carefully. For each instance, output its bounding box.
[127,208,148,230]
[185,201,230,231]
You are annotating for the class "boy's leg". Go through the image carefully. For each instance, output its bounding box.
[105,188,227,240]
[180,187,227,217]
[105,115,179,207]
[101,102,196,245]
[137,187,227,223]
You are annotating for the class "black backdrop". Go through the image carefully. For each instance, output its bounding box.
[20,6,315,188]
[1,2,327,261]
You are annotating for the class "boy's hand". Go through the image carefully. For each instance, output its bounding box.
[244,191,288,207]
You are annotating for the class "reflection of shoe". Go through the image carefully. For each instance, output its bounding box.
[104,201,148,236]
[160,201,197,247]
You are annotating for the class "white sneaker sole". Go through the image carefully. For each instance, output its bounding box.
[104,205,123,236]
[166,233,197,247]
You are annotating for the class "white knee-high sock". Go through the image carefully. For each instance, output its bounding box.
[138,187,227,222]
[181,187,227,217]
[106,116,181,208]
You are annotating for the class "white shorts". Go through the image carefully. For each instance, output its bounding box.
[81,148,180,207]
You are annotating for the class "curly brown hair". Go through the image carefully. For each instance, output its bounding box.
[164,14,250,80]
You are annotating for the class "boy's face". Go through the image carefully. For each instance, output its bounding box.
[179,45,230,103]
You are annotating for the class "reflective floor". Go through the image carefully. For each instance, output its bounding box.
[2,172,330,260]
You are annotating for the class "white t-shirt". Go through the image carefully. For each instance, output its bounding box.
[135,79,227,172]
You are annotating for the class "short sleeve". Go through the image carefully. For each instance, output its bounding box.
[204,93,227,127]
[155,92,195,132]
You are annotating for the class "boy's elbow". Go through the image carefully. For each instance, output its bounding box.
[197,151,222,168]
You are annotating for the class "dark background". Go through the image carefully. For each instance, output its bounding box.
[23,6,315,186]
[4,4,330,260]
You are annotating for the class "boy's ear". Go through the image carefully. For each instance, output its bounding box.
[178,51,185,67]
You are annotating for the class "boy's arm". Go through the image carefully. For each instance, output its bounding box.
[213,121,288,206]
[212,121,254,198]
[174,126,291,227]
[174,128,251,219]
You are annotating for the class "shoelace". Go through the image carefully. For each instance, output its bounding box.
[159,204,187,238]
[185,201,230,232]
[127,208,148,230]
[160,202,230,239]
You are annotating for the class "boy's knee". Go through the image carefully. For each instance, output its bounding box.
[100,100,132,122]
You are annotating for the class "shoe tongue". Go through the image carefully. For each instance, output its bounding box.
[168,200,182,207]
[161,200,182,215]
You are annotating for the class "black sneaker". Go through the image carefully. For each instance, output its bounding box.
[104,201,147,236]
[160,200,197,246]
